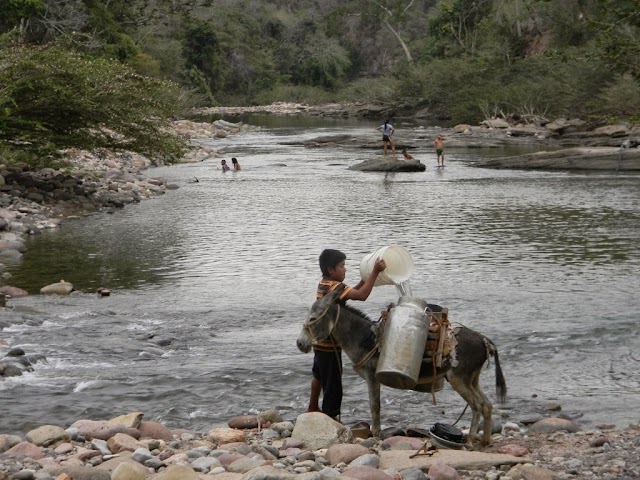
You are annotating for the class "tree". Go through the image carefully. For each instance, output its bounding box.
[274,16,352,88]
[0,41,187,165]
[367,0,418,64]
[589,0,640,81]
[0,0,44,35]
[182,21,225,96]
[429,0,493,57]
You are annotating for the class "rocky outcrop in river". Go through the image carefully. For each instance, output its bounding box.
[348,159,426,172]
[474,147,640,171]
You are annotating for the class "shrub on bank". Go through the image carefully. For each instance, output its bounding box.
[252,84,335,105]
[0,40,189,167]
[393,55,621,124]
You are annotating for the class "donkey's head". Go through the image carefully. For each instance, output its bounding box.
[302,285,345,345]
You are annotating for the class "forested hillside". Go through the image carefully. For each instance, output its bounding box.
[1,0,638,162]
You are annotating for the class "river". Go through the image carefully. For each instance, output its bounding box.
[1,116,639,435]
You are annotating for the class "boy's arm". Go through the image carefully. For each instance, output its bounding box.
[345,259,386,301]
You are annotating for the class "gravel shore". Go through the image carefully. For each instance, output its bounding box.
[0,409,638,480]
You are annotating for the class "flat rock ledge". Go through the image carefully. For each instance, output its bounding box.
[379,449,525,471]
[474,147,640,171]
[349,158,426,172]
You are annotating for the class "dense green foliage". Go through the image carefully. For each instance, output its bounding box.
[0,42,187,165]
[0,0,638,165]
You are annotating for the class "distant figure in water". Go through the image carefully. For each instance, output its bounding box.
[231,157,241,171]
[221,159,230,172]
[434,135,445,167]
[401,149,414,160]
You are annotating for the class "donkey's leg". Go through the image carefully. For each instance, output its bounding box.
[366,375,381,437]
[466,367,493,445]
[447,372,483,444]
[471,369,493,445]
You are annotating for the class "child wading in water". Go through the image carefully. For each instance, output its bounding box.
[306,249,386,419]
[434,135,445,167]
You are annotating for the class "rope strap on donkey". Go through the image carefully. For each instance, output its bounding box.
[352,310,387,371]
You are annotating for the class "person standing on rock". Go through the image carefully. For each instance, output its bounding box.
[377,119,396,159]
[306,249,386,420]
[434,135,445,167]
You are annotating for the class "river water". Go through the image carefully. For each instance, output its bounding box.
[1,117,639,435]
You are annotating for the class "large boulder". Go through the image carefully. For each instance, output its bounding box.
[291,412,353,450]
[71,419,142,441]
[206,427,246,445]
[109,412,144,429]
[481,118,510,129]
[0,285,29,297]
[40,280,74,295]
[349,158,426,172]
[325,443,370,465]
[527,417,580,434]
[25,425,69,447]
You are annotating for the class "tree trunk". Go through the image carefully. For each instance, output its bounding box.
[383,19,414,64]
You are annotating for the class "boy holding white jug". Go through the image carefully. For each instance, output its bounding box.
[306,249,386,420]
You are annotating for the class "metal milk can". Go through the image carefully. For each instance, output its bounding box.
[375,296,429,389]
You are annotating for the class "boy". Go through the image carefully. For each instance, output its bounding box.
[434,135,445,167]
[401,148,414,160]
[306,249,386,419]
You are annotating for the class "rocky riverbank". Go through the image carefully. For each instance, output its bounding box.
[0,119,255,297]
[0,408,638,480]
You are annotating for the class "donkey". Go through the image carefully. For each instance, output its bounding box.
[297,285,507,445]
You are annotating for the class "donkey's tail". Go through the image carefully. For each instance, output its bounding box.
[485,337,507,404]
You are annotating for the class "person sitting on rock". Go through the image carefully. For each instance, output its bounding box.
[401,149,414,160]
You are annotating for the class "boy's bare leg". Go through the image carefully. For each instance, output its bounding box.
[306,377,322,412]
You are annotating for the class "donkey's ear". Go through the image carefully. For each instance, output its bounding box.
[327,283,346,301]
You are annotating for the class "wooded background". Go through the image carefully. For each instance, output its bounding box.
[1,0,638,163]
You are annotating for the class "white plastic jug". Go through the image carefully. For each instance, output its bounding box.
[359,245,414,286]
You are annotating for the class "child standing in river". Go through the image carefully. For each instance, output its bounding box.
[434,135,445,167]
